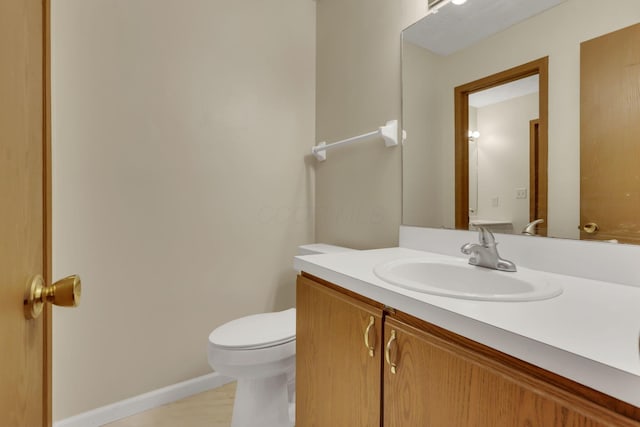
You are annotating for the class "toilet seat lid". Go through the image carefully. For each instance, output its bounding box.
[208,308,296,350]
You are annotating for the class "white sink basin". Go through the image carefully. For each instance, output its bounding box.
[373,257,562,302]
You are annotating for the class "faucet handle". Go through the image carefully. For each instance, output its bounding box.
[522,219,544,235]
[476,226,495,246]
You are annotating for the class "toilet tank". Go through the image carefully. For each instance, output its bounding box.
[297,243,356,256]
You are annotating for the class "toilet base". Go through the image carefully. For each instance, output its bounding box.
[231,373,293,427]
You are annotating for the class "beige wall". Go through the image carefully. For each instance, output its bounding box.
[315,0,426,249]
[475,93,539,233]
[51,0,315,419]
[401,41,445,227]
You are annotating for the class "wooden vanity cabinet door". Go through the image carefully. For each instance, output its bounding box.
[296,275,383,427]
[383,316,639,427]
[383,316,444,426]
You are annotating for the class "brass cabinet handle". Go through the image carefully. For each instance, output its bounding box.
[582,223,599,234]
[24,274,81,320]
[364,316,375,357]
[385,329,398,374]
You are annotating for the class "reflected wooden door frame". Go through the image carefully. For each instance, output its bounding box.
[454,57,549,230]
[529,119,548,236]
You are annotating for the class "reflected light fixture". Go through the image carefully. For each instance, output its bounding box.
[427,0,467,15]
[468,130,480,141]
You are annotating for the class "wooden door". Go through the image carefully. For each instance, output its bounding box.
[383,315,638,427]
[296,275,383,426]
[0,0,51,426]
[581,23,640,243]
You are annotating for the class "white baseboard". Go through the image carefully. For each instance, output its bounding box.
[53,372,234,427]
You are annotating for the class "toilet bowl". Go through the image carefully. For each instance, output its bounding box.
[207,243,354,427]
[208,309,296,427]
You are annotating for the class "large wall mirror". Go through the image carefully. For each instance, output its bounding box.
[402,0,640,243]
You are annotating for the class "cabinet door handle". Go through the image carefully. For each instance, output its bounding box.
[364,316,375,357]
[385,329,398,374]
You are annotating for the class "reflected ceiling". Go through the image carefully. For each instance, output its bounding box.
[469,75,539,108]
[403,0,566,56]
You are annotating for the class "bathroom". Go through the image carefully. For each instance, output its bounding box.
[2,0,640,426]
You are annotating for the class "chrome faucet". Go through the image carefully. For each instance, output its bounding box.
[522,219,544,236]
[461,227,517,272]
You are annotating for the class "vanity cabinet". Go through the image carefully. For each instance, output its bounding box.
[297,273,640,427]
[296,274,383,426]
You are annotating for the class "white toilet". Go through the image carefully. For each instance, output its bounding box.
[207,244,354,427]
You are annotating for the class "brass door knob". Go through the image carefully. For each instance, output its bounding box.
[582,223,599,234]
[24,274,81,320]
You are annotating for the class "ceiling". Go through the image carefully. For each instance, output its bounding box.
[403,0,566,56]
[468,74,539,108]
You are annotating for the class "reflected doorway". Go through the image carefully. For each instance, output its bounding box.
[454,58,548,235]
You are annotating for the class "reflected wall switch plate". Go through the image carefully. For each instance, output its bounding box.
[491,196,499,207]
[516,188,527,199]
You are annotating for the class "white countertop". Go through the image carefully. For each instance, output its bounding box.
[468,219,512,225]
[294,247,640,407]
